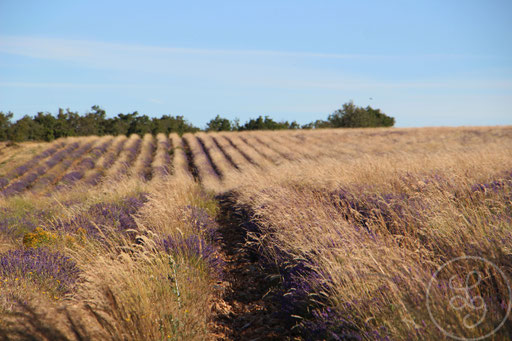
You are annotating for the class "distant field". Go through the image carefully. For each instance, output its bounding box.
[0,127,511,340]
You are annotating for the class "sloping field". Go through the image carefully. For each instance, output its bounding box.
[0,127,511,340]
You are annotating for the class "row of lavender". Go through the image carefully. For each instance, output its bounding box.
[0,141,81,197]
[0,192,149,306]
[0,133,176,198]
[0,140,67,190]
[231,170,512,339]
[55,138,115,190]
[0,182,224,338]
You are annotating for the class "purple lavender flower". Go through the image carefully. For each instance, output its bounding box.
[114,138,142,178]
[79,157,96,170]
[0,248,80,293]
[471,179,510,193]
[10,143,63,178]
[31,141,94,189]
[101,139,127,169]
[52,194,148,237]
[60,171,84,183]
[138,140,155,181]
[83,171,103,186]
[0,208,50,238]
[161,234,224,276]
[14,165,30,177]
[154,138,171,177]
[186,206,220,241]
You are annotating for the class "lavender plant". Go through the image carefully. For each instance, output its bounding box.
[0,248,80,293]
[51,194,148,238]
[0,142,81,197]
[56,139,113,188]
[161,234,224,277]
[0,141,66,190]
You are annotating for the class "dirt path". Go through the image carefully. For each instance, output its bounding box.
[212,194,296,340]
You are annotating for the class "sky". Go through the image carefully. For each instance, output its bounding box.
[0,0,511,128]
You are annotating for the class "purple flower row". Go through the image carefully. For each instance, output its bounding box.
[101,138,127,170]
[82,138,129,186]
[0,142,81,197]
[138,140,156,181]
[153,137,171,178]
[51,193,148,238]
[115,138,142,177]
[31,141,95,190]
[0,141,66,190]
[234,195,384,339]
[57,139,114,188]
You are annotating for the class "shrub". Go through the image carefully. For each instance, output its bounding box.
[22,227,58,248]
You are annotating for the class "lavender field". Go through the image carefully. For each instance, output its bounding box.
[0,127,511,340]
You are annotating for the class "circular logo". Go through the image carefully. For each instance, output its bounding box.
[426,256,511,340]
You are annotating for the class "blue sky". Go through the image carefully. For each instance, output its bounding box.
[0,0,511,128]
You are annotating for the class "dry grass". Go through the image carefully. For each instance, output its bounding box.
[0,126,510,340]
[222,126,512,339]
[0,166,220,340]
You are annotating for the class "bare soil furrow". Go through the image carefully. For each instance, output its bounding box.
[213,194,295,340]
[180,134,201,181]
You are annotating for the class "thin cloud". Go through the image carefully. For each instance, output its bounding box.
[0,35,493,63]
[147,98,164,104]
[0,82,142,88]
[0,35,508,93]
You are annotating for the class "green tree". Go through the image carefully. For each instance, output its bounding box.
[206,115,232,131]
[239,116,293,131]
[54,109,75,138]
[0,112,13,141]
[33,112,57,141]
[128,115,152,135]
[328,101,395,128]
[302,119,331,129]
[9,116,35,142]
[149,115,199,135]
[76,106,107,136]
[105,112,138,136]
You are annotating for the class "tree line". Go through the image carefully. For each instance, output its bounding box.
[0,101,395,142]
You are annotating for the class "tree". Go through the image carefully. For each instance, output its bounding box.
[0,112,13,141]
[76,106,107,136]
[105,112,137,136]
[9,116,35,142]
[301,119,331,129]
[54,109,75,138]
[128,114,152,135]
[33,112,57,141]
[239,116,293,131]
[206,115,232,131]
[328,101,395,128]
